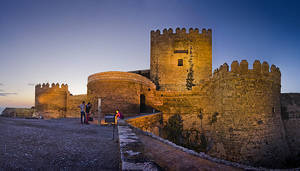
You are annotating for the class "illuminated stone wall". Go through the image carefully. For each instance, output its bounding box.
[207,60,288,168]
[150,60,289,168]
[150,28,212,91]
[87,71,158,118]
[66,94,87,118]
[126,113,163,136]
[35,83,68,119]
[33,28,299,168]
[35,84,87,118]
[147,28,291,167]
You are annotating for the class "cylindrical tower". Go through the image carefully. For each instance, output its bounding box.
[87,71,156,118]
[208,60,289,168]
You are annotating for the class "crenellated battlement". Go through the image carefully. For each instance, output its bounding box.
[31,27,295,167]
[150,27,212,37]
[212,60,281,84]
[35,83,69,92]
[35,83,69,117]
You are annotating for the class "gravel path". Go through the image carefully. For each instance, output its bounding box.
[0,117,120,170]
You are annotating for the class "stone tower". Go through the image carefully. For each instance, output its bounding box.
[35,83,69,118]
[150,28,212,91]
[208,60,290,167]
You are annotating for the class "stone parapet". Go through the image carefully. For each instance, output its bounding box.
[126,113,162,136]
[212,60,281,85]
[118,120,160,171]
[126,117,262,170]
[88,71,156,89]
[151,28,212,38]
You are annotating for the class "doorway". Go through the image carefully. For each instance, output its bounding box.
[140,94,146,113]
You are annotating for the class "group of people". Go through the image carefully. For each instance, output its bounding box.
[79,101,125,124]
[79,101,92,124]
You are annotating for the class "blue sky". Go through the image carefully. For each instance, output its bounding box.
[0,0,299,108]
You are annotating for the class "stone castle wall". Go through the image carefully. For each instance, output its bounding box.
[150,28,212,91]
[126,113,162,136]
[281,93,300,158]
[33,27,299,168]
[208,60,288,168]
[35,83,87,118]
[146,60,289,168]
[66,94,87,118]
[1,108,34,118]
[87,71,158,118]
[35,83,69,118]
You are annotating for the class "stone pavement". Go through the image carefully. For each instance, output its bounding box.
[0,117,120,170]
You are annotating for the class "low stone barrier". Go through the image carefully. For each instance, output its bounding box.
[117,120,160,171]
[121,114,300,170]
[126,112,162,136]
[125,117,266,171]
[1,108,34,118]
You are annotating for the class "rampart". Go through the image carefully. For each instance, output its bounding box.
[35,83,69,119]
[208,60,288,168]
[145,59,288,167]
[126,113,162,136]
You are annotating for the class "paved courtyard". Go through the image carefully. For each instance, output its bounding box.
[0,117,120,170]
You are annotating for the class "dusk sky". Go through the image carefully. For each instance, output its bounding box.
[0,0,299,109]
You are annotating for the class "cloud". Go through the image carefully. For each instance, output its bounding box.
[0,89,3,92]
[27,83,35,86]
[0,83,3,86]
[0,93,17,96]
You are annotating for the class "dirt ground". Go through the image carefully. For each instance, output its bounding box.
[0,117,120,170]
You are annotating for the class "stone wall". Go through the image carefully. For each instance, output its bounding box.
[35,83,69,119]
[281,93,300,158]
[66,94,87,118]
[145,60,289,168]
[126,113,162,136]
[87,71,158,119]
[128,69,150,79]
[1,108,34,118]
[32,28,299,168]
[208,60,288,168]
[150,28,212,91]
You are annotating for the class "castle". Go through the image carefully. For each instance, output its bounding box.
[35,28,300,168]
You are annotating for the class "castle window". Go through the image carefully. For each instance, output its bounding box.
[178,59,183,66]
[174,50,188,54]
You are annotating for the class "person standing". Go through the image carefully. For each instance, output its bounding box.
[85,102,92,124]
[115,109,124,120]
[79,101,86,124]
